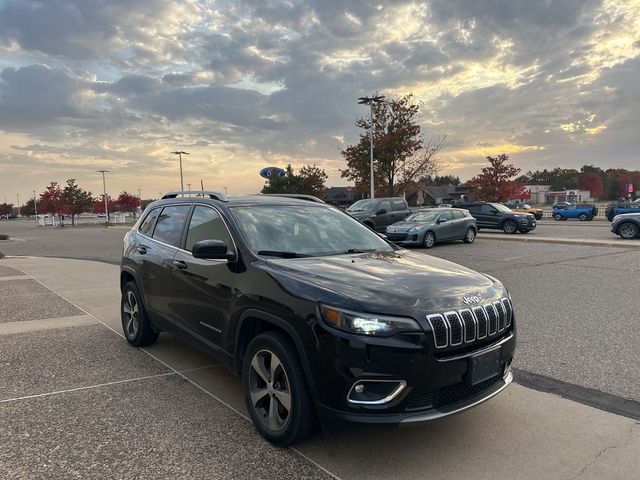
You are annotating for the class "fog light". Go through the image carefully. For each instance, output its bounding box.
[347,380,407,405]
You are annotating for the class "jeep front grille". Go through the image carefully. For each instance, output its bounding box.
[426,298,512,349]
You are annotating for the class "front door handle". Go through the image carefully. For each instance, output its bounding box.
[136,246,147,254]
[173,259,188,270]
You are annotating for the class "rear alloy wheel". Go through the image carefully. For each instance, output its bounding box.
[579,213,588,221]
[423,231,436,248]
[618,222,639,239]
[243,332,315,446]
[553,213,562,221]
[121,281,159,347]
[503,220,518,234]
[463,227,476,244]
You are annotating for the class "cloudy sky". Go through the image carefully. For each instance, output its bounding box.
[0,0,639,201]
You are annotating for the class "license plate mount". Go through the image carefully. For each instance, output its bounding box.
[468,347,502,386]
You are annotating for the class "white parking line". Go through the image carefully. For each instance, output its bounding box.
[14,266,344,480]
[0,372,176,404]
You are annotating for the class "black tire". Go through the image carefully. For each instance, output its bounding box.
[243,331,315,447]
[463,227,476,244]
[503,220,518,234]
[423,231,436,248]
[553,213,562,221]
[618,222,639,239]
[579,213,587,221]
[121,281,159,347]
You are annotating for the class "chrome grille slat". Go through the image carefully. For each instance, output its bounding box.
[445,311,463,346]
[428,298,512,349]
[484,304,498,335]
[459,309,476,343]
[494,301,506,332]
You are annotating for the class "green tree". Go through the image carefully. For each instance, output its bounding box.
[61,178,94,225]
[469,154,522,202]
[261,164,328,198]
[0,203,13,217]
[20,199,36,217]
[341,94,445,196]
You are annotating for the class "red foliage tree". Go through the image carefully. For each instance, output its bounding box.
[579,171,604,199]
[92,194,115,214]
[38,182,63,215]
[115,192,140,213]
[468,154,522,202]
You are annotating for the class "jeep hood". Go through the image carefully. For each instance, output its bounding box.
[261,250,503,314]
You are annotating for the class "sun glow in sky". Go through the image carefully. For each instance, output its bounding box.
[0,0,639,201]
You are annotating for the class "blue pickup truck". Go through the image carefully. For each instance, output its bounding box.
[552,204,598,221]
[604,201,640,221]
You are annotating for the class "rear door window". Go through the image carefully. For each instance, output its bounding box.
[378,200,392,213]
[481,205,496,214]
[152,205,191,247]
[139,208,160,236]
[391,199,407,211]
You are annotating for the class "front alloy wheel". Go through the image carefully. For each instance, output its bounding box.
[249,350,292,432]
[243,332,315,446]
[619,222,639,239]
[423,231,436,248]
[503,220,518,234]
[553,213,562,221]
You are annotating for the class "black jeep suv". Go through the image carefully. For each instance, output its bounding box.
[455,202,537,234]
[120,191,516,446]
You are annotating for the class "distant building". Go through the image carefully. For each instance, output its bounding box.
[545,189,592,204]
[410,184,474,206]
[520,185,551,205]
[323,186,359,208]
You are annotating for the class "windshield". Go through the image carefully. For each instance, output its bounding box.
[405,211,440,222]
[494,204,513,213]
[347,199,376,212]
[230,205,394,257]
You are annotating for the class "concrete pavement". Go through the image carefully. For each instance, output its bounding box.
[1,256,639,479]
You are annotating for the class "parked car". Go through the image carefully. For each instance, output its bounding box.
[346,197,413,232]
[385,208,477,248]
[437,203,452,208]
[611,213,640,239]
[604,201,640,221]
[454,202,537,233]
[505,203,543,220]
[121,191,516,446]
[552,204,598,221]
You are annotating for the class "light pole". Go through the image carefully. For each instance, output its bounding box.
[97,170,110,223]
[16,194,20,218]
[33,190,37,221]
[358,94,385,199]
[171,151,189,195]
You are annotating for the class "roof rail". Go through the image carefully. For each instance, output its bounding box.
[261,194,326,204]
[161,191,228,202]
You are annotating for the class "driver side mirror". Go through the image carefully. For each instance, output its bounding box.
[437,217,447,224]
[192,239,235,261]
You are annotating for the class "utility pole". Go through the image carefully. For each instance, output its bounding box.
[224,186,228,196]
[97,170,110,223]
[171,151,189,196]
[357,94,385,199]
[33,190,37,221]
[16,194,20,218]
[187,183,192,194]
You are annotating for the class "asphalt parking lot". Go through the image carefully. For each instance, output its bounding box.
[1,220,639,479]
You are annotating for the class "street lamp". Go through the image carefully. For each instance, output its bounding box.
[358,94,385,199]
[33,190,37,222]
[97,170,110,223]
[171,151,189,195]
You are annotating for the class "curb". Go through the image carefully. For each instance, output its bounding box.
[477,234,640,249]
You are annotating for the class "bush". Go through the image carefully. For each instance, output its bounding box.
[0,234,9,240]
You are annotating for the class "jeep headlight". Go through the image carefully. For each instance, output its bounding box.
[320,305,421,337]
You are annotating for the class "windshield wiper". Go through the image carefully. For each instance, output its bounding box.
[257,250,311,258]
[344,248,376,254]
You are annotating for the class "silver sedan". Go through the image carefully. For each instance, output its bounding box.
[385,208,477,248]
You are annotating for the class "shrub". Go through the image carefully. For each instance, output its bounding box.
[0,234,9,240]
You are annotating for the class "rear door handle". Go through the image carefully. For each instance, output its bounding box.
[136,246,147,254]
[173,260,188,270]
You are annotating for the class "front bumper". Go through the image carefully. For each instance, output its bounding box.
[311,317,517,428]
[385,232,422,245]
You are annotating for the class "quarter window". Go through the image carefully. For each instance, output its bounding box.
[185,206,232,251]
[139,208,160,236]
[152,205,191,247]
[451,210,464,220]
[391,200,407,211]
